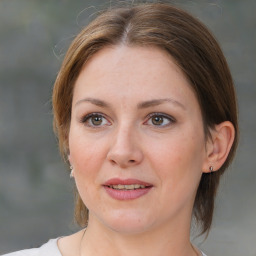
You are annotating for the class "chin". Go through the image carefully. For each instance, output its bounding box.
[108,222,153,235]
[99,210,156,235]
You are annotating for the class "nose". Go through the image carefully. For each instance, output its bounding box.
[107,126,143,168]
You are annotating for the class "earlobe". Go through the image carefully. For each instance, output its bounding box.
[68,154,73,165]
[67,154,75,178]
[203,121,235,173]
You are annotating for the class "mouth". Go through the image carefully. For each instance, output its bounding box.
[103,178,153,200]
[105,184,149,190]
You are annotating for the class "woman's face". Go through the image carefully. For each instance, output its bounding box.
[69,46,209,234]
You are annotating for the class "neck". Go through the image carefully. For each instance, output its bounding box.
[80,214,199,256]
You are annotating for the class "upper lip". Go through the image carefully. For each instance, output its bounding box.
[103,178,153,187]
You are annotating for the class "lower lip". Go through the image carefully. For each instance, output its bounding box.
[104,186,152,200]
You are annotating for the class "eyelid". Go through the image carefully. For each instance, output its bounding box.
[79,112,175,128]
[144,112,176,126]
[79,112,111,127]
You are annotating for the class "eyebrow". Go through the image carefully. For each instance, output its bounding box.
[75,97,111,108]
[75,97,186,110]
[137,98,186,110]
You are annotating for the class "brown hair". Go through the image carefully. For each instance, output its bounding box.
[52,2,238,235]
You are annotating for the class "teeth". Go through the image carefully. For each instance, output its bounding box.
[109,184,146,190]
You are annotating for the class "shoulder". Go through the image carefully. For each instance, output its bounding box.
[1,238,62,256]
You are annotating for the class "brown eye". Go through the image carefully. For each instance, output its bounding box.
[81,113,110,127]
[145,113,175,127]
[152,116,164,125]
[91,115,103,126]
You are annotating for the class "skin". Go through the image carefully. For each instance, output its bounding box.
[58,46,234,256]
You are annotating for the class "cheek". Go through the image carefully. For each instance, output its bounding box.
[69,128,107,177]
[147,131,205,184]
[69,131,107,204]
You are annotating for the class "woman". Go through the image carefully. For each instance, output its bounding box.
[5,2,238,256]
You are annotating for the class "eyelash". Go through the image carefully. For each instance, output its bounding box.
[80,112,176,128]
[80,112,111,128]
[144,113,176,127]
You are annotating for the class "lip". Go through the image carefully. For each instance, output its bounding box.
[103,178,152,187]
[103,178,153,201]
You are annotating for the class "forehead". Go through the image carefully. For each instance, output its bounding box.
[80,45,184,82]
[73,45,198,109]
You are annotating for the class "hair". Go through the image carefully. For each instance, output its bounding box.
[52,2,238,235]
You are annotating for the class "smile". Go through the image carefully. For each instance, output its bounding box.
[106,184,147,190]
[103,178,153,200]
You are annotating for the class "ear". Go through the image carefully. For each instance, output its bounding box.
[202,121,235,173]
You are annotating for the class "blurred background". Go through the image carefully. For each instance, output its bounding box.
[0,0,255,255]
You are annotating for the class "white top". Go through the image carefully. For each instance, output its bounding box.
[2,238,207,256]
[1,239,61,256]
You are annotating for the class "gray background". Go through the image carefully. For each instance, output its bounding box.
[0,0,255,255]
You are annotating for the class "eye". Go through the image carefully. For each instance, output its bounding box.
[80,113,111,127]
[145,113,175,127]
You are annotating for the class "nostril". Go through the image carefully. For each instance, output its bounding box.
[129,160,135,163]
[110,160,116,164]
